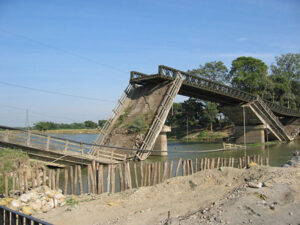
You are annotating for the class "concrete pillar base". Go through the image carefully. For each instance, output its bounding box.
[151,126,171,156]
[235,125,266,144]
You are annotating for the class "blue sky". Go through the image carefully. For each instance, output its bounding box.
[0,0,299,126]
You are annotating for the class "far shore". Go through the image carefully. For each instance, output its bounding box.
[31,128,100,134]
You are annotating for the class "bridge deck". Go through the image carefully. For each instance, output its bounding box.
[0,126,127,165]
[130,65,300,118]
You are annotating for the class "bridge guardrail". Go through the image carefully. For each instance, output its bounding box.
[130,65,300,117]
[0,204,52,225]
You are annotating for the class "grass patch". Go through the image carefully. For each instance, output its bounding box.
[114,107,132,129]
[128,116,147,134]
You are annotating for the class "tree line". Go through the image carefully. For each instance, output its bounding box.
[33,120,106,131]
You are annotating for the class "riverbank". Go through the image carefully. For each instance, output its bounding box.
[36,165,300,225]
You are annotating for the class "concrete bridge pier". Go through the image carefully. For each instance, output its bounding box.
[151,125,171,156]
[234,125,266,144]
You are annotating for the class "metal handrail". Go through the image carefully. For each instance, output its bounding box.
[0,205,52,225]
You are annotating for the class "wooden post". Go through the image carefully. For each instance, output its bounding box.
[43,168,47,186]
[127,162,132,189]
[118,165,124,192]
[51,170,55,190]
[36,169,40,187]
[158,162,161,183]
[56,169,60,191]
[73,166,77,194]
[48,170,51,190]
[96,165,101,194]
[78,166,83,195]
[4,172,8,197]
[151,163,155,185]
[143,163,147,187]
[133,163,138,188]
[70,166,74,195]
[200,158,204,170]
[111,165,115,193]
[153,163,157,185]
[232,158,235,167]
[140,163,144,187]
[12,172,16,196]
[189,160,193,175]
[163,161,168,181]
[18,171,23,193]
[211,158,215,169]
[92,160,96,193]
[124,163,128,190]
[106,165,111,193]
[64,169,68,195]
[182,160,186,176]
[187,160,190,176]
[31,170,36,189]
[216,157,220,169]
[147,164,151,186]
[169,161,174,178]
[100,165,104,193]
[175,158,182,177]
[207,158,210,170]
[204,158,207,170]
[195,158,198,173]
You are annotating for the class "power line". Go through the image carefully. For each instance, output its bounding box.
[0,103,78,122]
[0,28,126,74]
[0,81,115,103]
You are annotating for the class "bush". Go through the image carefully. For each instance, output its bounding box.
[128,116,147,133]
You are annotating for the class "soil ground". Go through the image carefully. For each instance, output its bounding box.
[36,166,300,225]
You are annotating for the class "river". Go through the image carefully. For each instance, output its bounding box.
[50,133,300,167]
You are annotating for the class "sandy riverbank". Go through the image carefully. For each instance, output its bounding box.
[35,165,300,225]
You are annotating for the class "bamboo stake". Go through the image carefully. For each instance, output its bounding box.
[163,161,168,181]
[118,165,124,192]
[216,157,220,169]
[111,165,115,193]
[211,158,215,169]
[51,170,55,190]
[190,160,194,175]
[204,158,207,170]
[48,170,51,190]
[56,168,60,190]
[64,169,68,195]
[195,158,198,173]
[78,166,83,195]
[153,162,157,185]
[69,167,73,194]
[182,160,186,176]
[133,163,138,188]
[12,172,16,196]
[124,163,128,190]
[87,165,91,194]
[4,172,8,197]
[207,158,210,170]
[169,161,174,178]
[43,168,47,186]
[106,165,111,193]
[143,163,147,187]
[31,170,36,189]
[36,169,40,187]
[100,165,104,193]
[140,163,144,187]
[147,164,151,186]
[127,162,132,189]
[73,166,77,194]
[151,163,155,185]
[187,160,190,176]
[175,158,182,177]
[200,158,204,170]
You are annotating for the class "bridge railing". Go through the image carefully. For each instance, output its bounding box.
[0,204,52,225]
[0,126,127,162]
[130,65,300,117]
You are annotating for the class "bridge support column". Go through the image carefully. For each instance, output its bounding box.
[235,125,266,144]
[151,126,171,156]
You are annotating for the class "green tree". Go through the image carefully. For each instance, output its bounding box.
[203,102,219,131]
[83,120,98,129]
[188,61,228,83]
[98,120,106,128]
[229,56,269,97]
[270,53,300,108]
